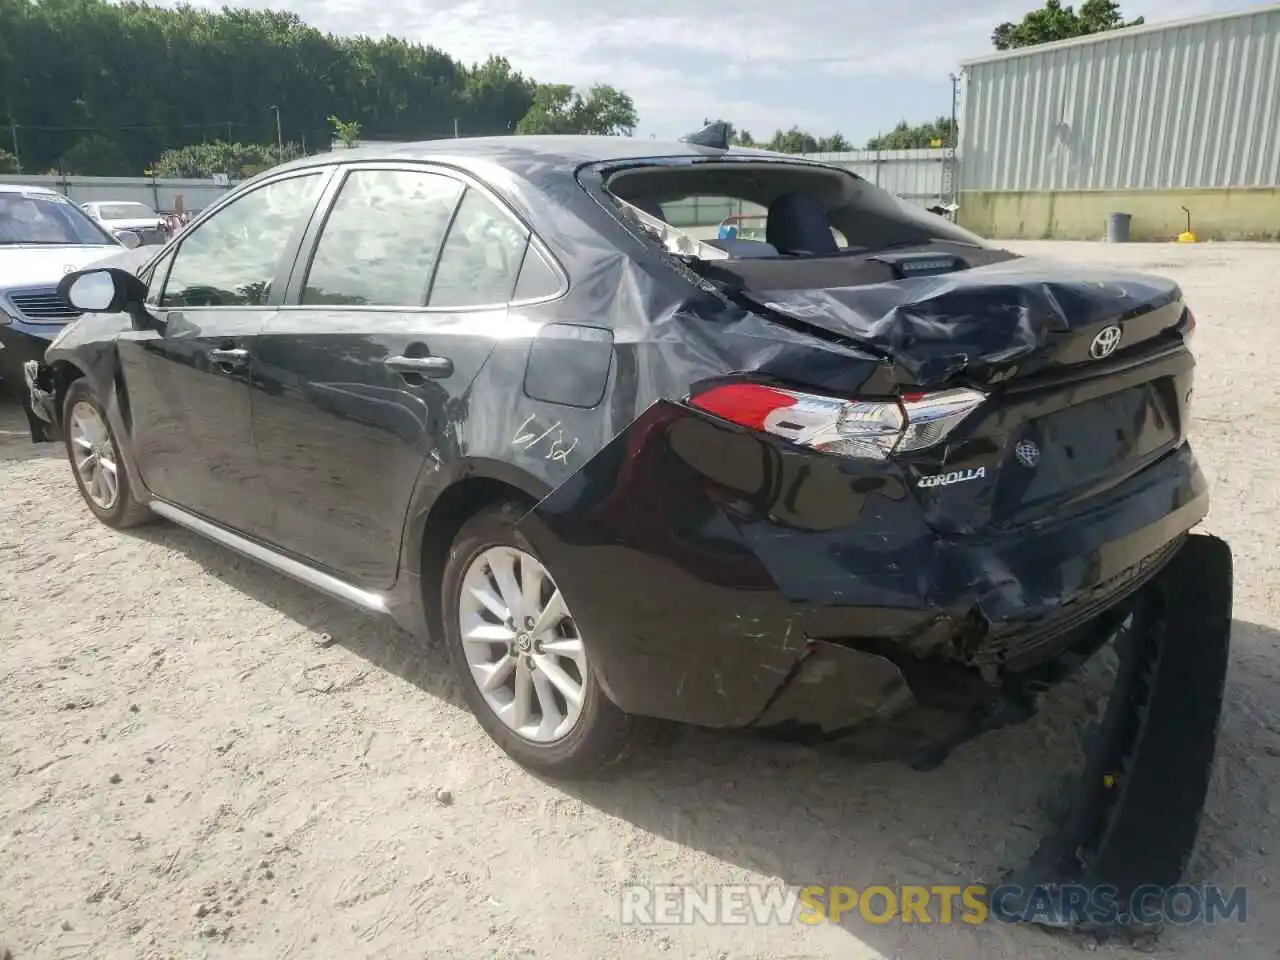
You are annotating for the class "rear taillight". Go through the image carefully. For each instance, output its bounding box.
[1183,308,1196,339]
[688,382,986,460]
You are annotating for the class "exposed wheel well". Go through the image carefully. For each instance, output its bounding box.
[419,477,537,639]
[49,360,86,424]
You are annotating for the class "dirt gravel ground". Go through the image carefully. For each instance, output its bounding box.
[1,240,1278,960]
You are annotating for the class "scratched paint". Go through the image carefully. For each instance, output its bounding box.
[511,413,579,465]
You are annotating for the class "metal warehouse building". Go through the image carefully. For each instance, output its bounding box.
[957,3,1280,241]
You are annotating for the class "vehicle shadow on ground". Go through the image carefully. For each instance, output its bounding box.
[119,518,1280,957]
[0,396,60,462]
[123,520,464,709]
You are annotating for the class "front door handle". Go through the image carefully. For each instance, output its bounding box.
[384,355,453,378]
[208,347,249,370]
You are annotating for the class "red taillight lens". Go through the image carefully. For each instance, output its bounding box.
[1184,308,1196,339]
[686,383,797,431]
[688,382,985,461]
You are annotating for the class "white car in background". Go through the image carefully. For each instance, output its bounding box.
[81,200,169,245]
[0,184,140,407]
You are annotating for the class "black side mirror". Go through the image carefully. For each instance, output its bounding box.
[57,268,151,326]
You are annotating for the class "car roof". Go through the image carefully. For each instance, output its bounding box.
[274,134,812,182]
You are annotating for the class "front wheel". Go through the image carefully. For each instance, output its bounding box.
[441,501,632,778]
[62,379,152,529]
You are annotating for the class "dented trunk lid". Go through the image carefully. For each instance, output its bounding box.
[741,256,1187,388]
[740,257,1195,535]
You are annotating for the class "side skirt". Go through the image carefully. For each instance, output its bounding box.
[148,499,391,615]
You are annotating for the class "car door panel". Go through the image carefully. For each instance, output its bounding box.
[249,163,533,588]
[116,169,330,536]
[250,310,501,587]
[117,309,270,531]
[249,163,545,586]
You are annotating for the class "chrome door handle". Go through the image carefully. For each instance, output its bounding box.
[384,355,453,378]
[209,347,249,365]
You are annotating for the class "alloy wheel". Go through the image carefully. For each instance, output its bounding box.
[458,545,587,743]
[69,401,120,511]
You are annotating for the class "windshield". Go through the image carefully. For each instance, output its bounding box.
[95,202,157,220]
[0,192,116,246]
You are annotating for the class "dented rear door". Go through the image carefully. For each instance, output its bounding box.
[248,164,522,588]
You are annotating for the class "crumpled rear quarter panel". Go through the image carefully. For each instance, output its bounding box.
[515,398,923,730]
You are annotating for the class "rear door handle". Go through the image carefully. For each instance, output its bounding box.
[384,355,453,378]
[209,347,249,366]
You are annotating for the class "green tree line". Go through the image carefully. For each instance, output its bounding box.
[0,0,637,176]
[0,0,1144,177]
[705,118,953,155]
[992,0,1143,50]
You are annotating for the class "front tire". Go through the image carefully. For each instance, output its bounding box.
[62,379,152,529]
[441,500,632,778]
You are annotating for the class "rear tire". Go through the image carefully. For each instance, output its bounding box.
[441,500,632,778]
[62,379,152,529]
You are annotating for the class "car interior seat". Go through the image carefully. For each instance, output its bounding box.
[765,193,838,257]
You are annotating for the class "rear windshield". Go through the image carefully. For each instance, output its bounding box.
[601,159,987,261]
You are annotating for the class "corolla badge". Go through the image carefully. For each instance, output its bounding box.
[917,467,986,489]
[1090,325,1123,359]
[1014,439,1040,468]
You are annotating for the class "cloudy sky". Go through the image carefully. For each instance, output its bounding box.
[177,0,1261,145]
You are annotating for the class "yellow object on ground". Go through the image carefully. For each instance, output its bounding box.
[1178,231,1198,243]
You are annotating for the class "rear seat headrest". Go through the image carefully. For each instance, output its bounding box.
[766,193,838,256]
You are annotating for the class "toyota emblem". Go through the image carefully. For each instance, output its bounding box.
[1090,325,1123,359]
[1014,439,1040,468]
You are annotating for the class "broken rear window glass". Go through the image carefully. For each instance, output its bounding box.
[602,160,985,261]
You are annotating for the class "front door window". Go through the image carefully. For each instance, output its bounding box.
[160,173,325,308]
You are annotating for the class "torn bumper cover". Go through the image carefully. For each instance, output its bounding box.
[516,398,1212,742]
[997,533,1232,932]
[24,359,60,442]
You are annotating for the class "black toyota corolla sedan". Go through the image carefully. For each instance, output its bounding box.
[25,128,1222,785]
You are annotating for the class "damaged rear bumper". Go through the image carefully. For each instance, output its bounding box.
[517,399,1211,751]
[998,533,1233,932]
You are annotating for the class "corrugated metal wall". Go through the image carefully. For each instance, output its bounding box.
[798,148,951,204]
[960,4,1280,191]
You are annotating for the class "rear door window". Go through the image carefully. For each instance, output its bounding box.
[427,188,529,308]
[302,168,464,306]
